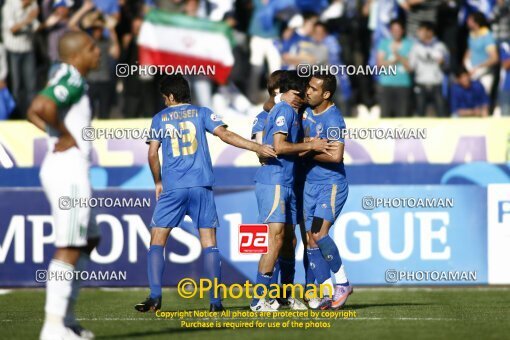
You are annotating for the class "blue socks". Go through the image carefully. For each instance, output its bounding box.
[203,246,222,306]
[279,257,295,285]
[251,272,271,306]
[307,247,330,284]
[148,245,165,299]
[303,250,316,286]
[317,235,342,273]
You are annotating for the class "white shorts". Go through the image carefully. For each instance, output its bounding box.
[40,147,100,248]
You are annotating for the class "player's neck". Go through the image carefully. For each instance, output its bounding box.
[312,101,333,115]
[63,61,87,76]
[168,103,189,107]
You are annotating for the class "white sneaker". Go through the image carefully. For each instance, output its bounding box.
[69,324,95,339]
[288,297,308,310]
[40,323,86,340]
[307,297,321,309]
[268,299,281,310]
[250,299,277,312]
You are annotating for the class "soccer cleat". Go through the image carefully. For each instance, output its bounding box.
[134,296,162,312]
[287,297,308,310]
[276,297,290,307]
[210,303,225,312]
[69,324,95,339]
[40,323,87,340]
[317,297,333,310]
[268,298,281,310]
[250,299,277,312]
[331,284,353,310]
[307,297,321,309]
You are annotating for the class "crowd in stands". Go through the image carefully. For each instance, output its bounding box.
[1,0,509,120]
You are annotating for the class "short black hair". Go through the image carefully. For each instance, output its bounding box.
[159,75,191,103]
[314,21,329,33]
[302,11,319,22]
[267,70,285,96]
[455,67,469,78]
[469,11,489,28]
[311,73,337,99]
[279,70,308,98]
[418,21,435,33]
[389,19,405,30]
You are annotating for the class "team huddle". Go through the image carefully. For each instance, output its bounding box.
[29,31,351,340]
[137,70,352,313]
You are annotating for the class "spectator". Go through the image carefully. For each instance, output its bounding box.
[464,11,498,95]
[40,0,73,66]
[436,0,461,73]
[499,40,510,116]
[492,0,510,43]
[376,19,413,117]
[0,42,15,120]
[93,0,119,20]
[2,0,39,116]
[409,21,449,117]
[312,21,352,115]
[120,16,159,117]
[79,10,120,118]
[397,0,441,39]
[450,68,489,117]
[247,0,283,103]
[282,13,324,67]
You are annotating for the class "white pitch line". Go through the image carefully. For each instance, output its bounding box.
[0,289,12,295]
[0,317,472,323]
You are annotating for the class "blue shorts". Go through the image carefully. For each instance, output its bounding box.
[255,183,297,224]
[304,181,348,232]
[150,186,219,229]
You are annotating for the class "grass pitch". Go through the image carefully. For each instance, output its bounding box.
[1,287,509,339]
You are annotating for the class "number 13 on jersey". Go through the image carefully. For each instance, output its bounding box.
[166,121,198,157]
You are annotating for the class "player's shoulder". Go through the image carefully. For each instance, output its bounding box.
[325,104,345,124]
[272,101,293,114]
[256,110,268,120]
[48,63,84,89]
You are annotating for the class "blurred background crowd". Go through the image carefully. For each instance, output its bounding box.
[0,0,509,120]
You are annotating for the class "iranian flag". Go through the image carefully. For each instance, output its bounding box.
[138,10,235,85]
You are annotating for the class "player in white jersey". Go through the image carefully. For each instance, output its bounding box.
[27,31,100,340]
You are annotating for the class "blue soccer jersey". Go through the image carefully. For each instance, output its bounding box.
[302,105,347,184]
[254,101,301,187]
[251,110,268,138]
[147,104,226,191]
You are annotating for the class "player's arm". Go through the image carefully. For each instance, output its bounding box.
[274,90,304,108]
[214,126,277,158]
[254,131,263,145]
[148,140,163,200]
[311,141,343,163]
[27,95,76,152]
[263,96,275,112]
[273,133,335,156]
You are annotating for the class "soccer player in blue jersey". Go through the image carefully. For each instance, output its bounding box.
[135,75,277,312]
[302,73,352,310]
[252,70,308,311]
[250,71,336,311]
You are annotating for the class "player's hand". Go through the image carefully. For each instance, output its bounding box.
[309,138,336,156]
[155,182,163,200]
[53,133,77,153]
[281,90,304,108]
[257,144,277,158]
[257,155,268,165]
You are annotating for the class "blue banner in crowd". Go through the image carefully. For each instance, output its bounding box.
[0,186,488,287]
